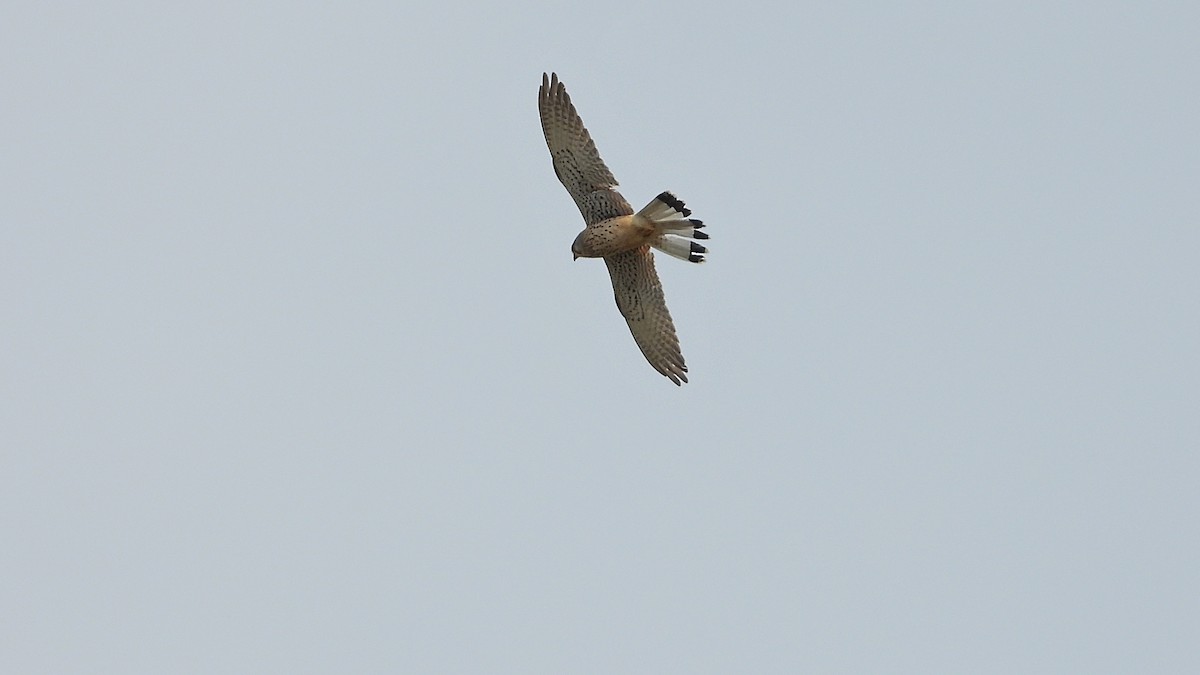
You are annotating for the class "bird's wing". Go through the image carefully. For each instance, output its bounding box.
[604,246,688,385]
[539,72,633,225]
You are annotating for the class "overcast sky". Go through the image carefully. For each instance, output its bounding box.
[2,2,1197,673]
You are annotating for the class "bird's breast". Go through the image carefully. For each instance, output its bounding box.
[578,215,655,257]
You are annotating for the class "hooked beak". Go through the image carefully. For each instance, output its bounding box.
[572,252,579,261]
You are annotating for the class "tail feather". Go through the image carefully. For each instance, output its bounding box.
[637,191,693,220]
[658,218,707,240]
[653,236,707,263]
[638,191,709,264]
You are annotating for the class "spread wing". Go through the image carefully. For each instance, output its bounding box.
[604,246,689,385]
[539,72,633,225]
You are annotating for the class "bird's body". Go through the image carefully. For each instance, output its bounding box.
[571,214,655,259]
[538,72,708,385]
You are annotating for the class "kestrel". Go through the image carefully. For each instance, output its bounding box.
[538,72,708,385]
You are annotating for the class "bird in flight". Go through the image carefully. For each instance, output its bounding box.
[538,72,708,385]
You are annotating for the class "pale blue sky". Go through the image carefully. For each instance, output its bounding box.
[2,1,1197,672]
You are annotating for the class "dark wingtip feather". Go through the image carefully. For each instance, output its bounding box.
[688,253,705,263]
[689,219,704,228]
[690,241,707,254]
[693,230,709,240]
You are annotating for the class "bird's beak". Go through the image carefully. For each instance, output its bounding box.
[572,253,579,261]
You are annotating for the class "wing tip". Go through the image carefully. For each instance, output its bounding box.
[540,72,563,95]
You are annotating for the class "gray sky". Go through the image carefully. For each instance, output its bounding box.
[3,1,1197,672]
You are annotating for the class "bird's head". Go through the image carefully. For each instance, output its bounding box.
[570,232,588,261]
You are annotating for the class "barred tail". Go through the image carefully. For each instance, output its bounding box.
[637,191,709,264]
